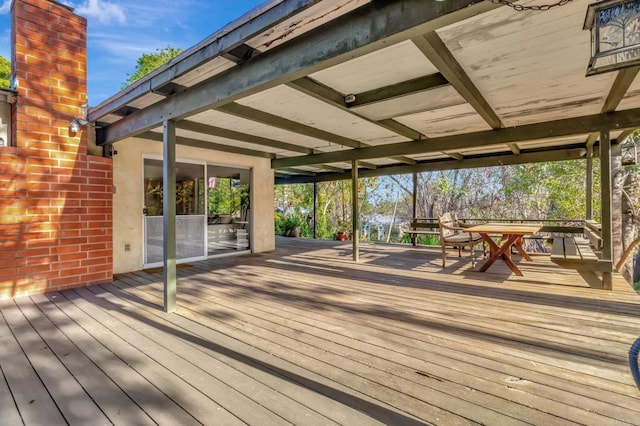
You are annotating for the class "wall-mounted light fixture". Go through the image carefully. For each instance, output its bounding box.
[584,0,640,75]
[69,118,89,133]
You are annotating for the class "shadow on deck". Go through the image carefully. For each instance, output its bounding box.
[1,237,639,425]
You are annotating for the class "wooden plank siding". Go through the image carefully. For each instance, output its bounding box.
[1,238,639,425]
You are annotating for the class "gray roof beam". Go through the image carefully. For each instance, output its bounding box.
[177,120,315,154]
[412,31,503,130]
[276,147,588,184]
[271,107,640,168]
[346,73,449,108]
[89,0,323,121]
[138,131,275,159]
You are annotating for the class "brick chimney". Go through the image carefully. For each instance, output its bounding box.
[0,0,113,299]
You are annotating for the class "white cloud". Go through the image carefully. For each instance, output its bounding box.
[75,0,126,24]
[0,0,10,14]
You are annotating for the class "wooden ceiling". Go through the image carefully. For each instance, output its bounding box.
[89,0,640,183]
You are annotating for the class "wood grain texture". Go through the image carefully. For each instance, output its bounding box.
[1,238,639,425]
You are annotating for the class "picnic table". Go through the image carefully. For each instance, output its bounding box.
[464,223,542,276]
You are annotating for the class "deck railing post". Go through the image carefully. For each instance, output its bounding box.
[586,145,593,220]
[352,160,359,262]
[412,172,418,220]
[163,119,177,312]
[313,181,317,239]
[600,130,613,290]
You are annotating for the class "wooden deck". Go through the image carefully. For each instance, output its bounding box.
[1,238,640,425]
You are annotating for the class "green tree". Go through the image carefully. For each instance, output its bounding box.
[122,46,183,88]
[0,56,10,89]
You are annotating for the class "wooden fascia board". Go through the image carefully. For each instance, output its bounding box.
[89,0,322,121]
[97,0,493,144]
[271,107,640,168]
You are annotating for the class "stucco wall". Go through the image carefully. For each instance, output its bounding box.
[112,137,275,274]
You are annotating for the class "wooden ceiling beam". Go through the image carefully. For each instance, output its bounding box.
[412,31,503,130]
[178,120,315,154]
[277,167,316,176]
[601,67,639,114]
[276,147,589,184]
[218,102,366,149]
[585,66,639,146]
[286,78,418,165]
[97,0,493,144]
[138,131,275,159]
[89,0,323,121]
[271,107,640,168]
[346,73,449,108]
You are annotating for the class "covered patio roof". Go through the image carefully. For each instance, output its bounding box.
[89,0,640,181]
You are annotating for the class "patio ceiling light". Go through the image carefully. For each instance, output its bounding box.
[584,0,640,75]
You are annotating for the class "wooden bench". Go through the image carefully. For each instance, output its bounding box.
[550,236,605,288]
[551,237,599,268]
[405,219,439,246]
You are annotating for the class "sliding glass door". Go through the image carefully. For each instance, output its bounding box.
[206,165,251,256]
[143,158,206,266]
[142,158,251,267]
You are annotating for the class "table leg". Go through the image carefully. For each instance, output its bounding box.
[477,233,524,276]
[513,236,533,261]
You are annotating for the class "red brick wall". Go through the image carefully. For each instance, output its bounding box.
[0,0,113,299]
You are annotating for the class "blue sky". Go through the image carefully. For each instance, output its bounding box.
[0,0,266,105]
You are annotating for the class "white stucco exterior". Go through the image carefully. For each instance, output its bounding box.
[111,137,275,274]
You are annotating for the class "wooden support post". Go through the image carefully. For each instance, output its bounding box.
[313,181,318,239]
[352,160,359,263]
[412,172,418,246]
[586,145,593,220]
[600,130,613,290]
[163,119,177,312]
[412,172,418,219]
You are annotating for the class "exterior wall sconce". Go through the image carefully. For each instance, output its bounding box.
[69,118,89,133]
[584,0,640,75]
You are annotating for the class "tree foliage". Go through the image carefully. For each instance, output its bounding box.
[0,56,11,89]
[122,46,183,88]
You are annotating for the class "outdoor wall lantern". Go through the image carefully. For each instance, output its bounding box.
[69,118,89,133]
[584,0,640,75]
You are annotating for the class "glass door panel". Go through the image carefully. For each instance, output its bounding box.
[143,158,206,265]
[207,165,251,256]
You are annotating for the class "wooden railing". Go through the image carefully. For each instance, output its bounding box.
[408,217,585,236]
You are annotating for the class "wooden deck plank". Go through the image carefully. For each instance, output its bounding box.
[14,295,156,425]
[109,277,472,425]
[65,287,250,426]
[42,292,205,425]
[190,278,640,423]
[0,362,22,426]
[168,262,640,424]
[0,305,52,426]
[151,274,617,425]
[156,262,640,422]
[101,282,398,426]
[83,284,351,426]
[104,279,418,426]
[3,238,640,425]
[0,298,107,425]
